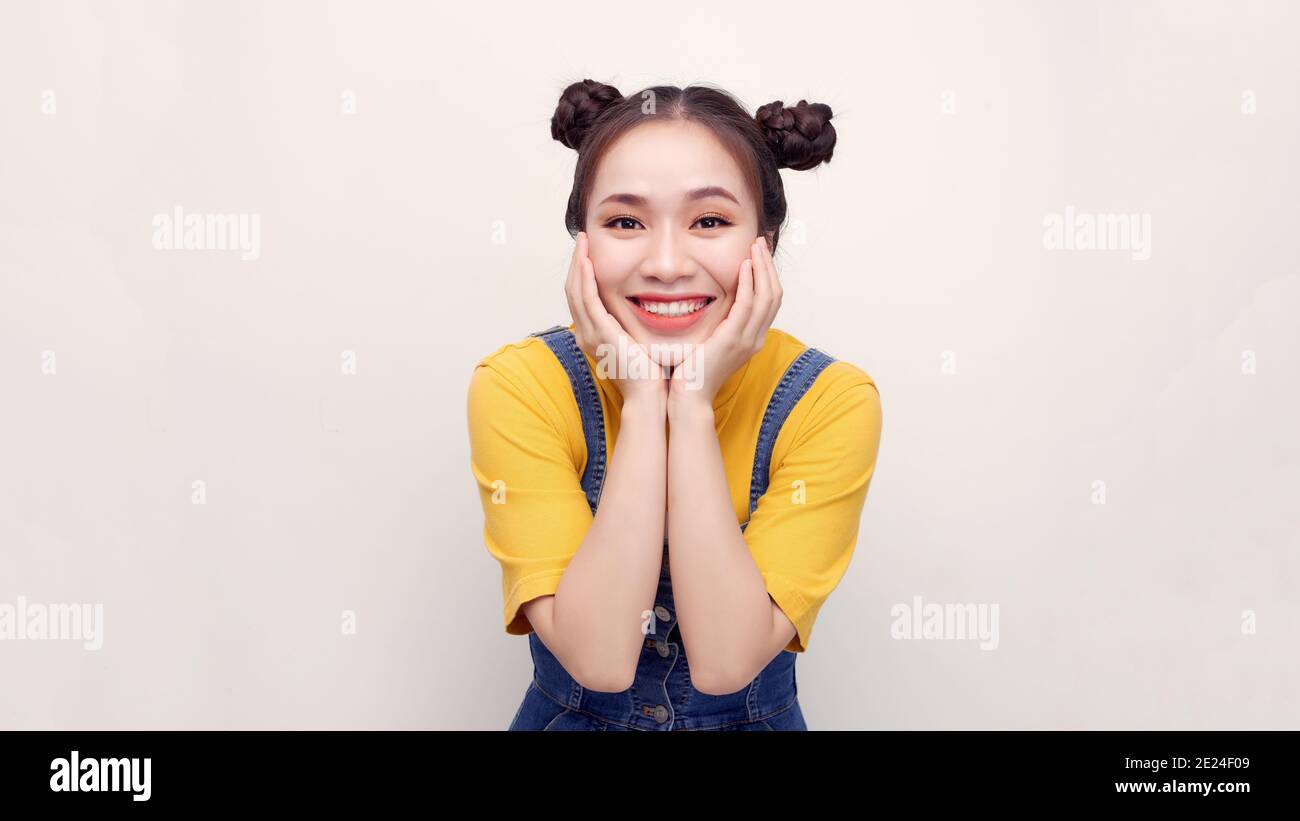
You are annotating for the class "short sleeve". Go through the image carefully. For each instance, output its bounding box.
[743,379,883,653]
[466,361,595,636]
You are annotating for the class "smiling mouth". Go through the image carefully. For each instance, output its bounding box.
[627,296,716,317]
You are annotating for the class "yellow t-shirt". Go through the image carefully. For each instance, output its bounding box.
[466,324,882,653]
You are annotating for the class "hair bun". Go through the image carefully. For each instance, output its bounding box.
[755,99,836,170]
[551,79,624,151]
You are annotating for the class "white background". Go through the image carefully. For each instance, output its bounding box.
[1,0,1297,728]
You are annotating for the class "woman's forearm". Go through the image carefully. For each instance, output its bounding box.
[666,401,775,695]
[550,395,667,692]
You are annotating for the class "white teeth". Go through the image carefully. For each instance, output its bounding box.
[639,298,708,316]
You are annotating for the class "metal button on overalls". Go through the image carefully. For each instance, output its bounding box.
[654,605,671,621]
[652,705,669,724]
[655,640,670,658]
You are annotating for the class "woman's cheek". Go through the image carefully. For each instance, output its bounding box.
[589,258,619,294]
[712,265,741,300]
[587,243,627,286]
[710,245,749,287]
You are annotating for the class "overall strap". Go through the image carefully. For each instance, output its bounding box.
[741,347,837,532]
[529,325,607,515]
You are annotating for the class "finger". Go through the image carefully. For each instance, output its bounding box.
[563,232,583,322]
[742,237,773,342]
[579,253,623,346]
[766,236,783,314]
[563,231,580,293]
[728,243,759,342]
[720,256,755,340]
[748,233,774,340]
[565,232,596,346]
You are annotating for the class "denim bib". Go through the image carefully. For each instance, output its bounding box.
[508,325,834,731]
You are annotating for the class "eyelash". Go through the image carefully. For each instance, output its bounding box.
[604,213,733,231]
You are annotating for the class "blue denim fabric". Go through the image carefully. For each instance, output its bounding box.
[508,325,833,731]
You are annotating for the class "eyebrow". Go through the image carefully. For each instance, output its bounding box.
[597,186,740,208]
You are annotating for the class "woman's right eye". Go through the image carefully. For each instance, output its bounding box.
[605,216,642,230]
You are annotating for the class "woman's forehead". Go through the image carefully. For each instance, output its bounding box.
[591,121,749,206]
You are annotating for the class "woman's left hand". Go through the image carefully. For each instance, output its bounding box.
[668,235,782,414]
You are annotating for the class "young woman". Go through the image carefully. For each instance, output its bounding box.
[467,80,883,731]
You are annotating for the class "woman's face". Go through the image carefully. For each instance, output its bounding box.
[584,119,761,350]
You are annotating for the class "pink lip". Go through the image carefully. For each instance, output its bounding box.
[626,296,715,332]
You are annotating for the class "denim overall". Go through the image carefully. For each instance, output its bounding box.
[507,325,835,731]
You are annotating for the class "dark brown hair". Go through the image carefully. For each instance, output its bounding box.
[550,80,836,253]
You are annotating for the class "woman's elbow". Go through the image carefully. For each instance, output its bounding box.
[571,660,636,693]
[529,599,637,693]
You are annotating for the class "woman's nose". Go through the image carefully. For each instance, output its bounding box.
[640,231,691,282]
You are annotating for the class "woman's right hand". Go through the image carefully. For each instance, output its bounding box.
[565,231,668,411]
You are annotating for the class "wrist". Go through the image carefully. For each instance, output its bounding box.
[667,394,714,424]
[622,393,668,421]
